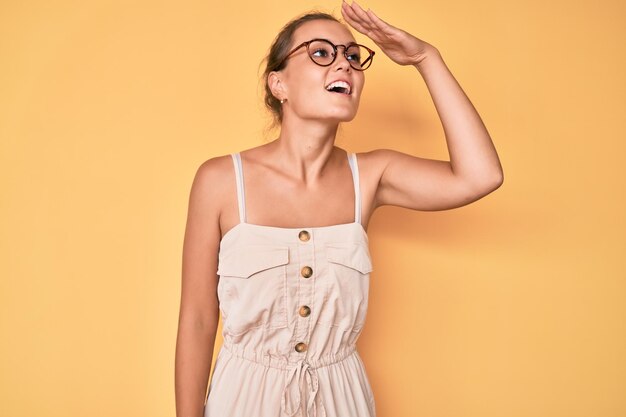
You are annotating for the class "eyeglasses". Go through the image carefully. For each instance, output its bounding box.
[278,38,375,71]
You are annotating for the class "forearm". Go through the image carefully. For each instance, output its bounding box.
[175,316,218,417]
[415,46,503,188]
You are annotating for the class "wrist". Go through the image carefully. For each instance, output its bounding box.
[413,44,441,71]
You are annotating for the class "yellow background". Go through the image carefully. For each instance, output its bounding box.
[1,0,624,416]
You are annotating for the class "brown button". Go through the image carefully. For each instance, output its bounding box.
[301,266,313,278]
[299,305,311,317]
[295,342,308,353]
[298,230,310,242]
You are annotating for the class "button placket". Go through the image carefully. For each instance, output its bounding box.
[293,229,314,356]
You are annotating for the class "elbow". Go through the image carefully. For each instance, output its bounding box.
[480,163,504,193]
[466,170,504,200]
[483,170,504,195]
[491,169,504,191]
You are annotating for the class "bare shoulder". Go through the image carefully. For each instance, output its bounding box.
[192,153,232,193]
[352,149,396,210]
[193,153,233,187]
[353,148,394,171]
[357,148,425,164]
[351,149,388,187]
[187,153,236,230]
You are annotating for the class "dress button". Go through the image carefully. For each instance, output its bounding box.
[298,230,310,242]
[295,342,308,353]
[301,266,313,278]
[299,305,311,317]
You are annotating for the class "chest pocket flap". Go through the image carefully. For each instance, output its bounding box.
[325,242,373,274]
[217,244,290,278]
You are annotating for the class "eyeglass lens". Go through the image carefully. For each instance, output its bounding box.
[307,40,372,70]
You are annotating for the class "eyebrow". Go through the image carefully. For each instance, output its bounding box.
[311,38,359,46]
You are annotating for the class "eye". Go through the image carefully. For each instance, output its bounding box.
[345,45,363,62]
[347,52,361,62]
[311,48,330,58]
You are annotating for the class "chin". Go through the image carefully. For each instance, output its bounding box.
[337,113,358,123]
[336,113,359,123]
[324,108,359,123]
[298,103,360,123]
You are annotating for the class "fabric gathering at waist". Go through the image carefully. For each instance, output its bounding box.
[221,341,358,370]
[220,342,360,416]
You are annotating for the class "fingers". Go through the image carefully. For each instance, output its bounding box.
[341,1,369,35]
[365,8,397,36]
[348,1,378,32]
[341,1,386,42]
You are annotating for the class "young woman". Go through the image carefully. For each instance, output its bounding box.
[175,2,503,416]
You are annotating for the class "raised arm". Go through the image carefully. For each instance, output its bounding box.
[175,159,223,417]
[342,1,503,211]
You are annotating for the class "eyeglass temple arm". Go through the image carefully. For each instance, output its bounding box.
[361,50,375,67]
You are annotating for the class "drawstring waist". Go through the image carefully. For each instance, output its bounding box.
[281,358,323,417]
[221,342,358,417]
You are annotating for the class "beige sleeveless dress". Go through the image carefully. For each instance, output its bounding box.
[203,151,376,417]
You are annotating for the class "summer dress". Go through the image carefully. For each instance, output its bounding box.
[203,151,376,417]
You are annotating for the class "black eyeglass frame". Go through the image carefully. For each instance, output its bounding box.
[278,38,375,71]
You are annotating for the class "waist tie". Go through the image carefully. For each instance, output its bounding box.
[281,359,326,417]
[221,342,357,417]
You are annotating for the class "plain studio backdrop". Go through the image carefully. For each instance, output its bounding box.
[1,0,624,416]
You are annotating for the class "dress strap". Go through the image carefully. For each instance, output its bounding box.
[347,152,362,225]
[230,152,247,223]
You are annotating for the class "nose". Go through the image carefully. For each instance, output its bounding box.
[332,45,352,71]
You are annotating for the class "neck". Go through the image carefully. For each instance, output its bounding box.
[272,116,341,183]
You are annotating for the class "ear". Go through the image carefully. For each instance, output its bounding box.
[268,71,287,100]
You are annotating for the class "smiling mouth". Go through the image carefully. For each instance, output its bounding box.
[325,81,352,95]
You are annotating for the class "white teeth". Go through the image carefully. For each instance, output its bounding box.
[325,81,351,94]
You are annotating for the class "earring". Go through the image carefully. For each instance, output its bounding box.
[280,98,287,104]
